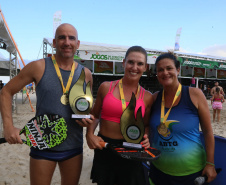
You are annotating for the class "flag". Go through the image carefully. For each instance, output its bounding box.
[53,11,62,37]
[174,27,182,51]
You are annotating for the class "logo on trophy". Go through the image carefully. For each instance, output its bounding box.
[69,69,93,119]
[120,93,145,144]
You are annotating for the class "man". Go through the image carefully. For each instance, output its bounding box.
[0,23,93,185]
[210,81,225,96]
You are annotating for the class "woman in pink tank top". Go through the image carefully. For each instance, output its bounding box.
[84,46,153,185]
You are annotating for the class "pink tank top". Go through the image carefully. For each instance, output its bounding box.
[191,78,195,84]
[101,80,146,123]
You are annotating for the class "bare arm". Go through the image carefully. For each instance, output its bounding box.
[210,87,215,96]
[86,82,110,149]
[0,60,44,144]
[190,87,217,183]
[211,95,214,105]
[221,94,225,103]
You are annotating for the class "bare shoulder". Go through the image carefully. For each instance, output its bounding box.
[99,81,111,91]
[84,67,92,77]
[83,67,93,83]
[143,90,153,101]
[189,87,204,96]
[22,58,44,69]
[189,87,206,108]
[96,81,112,98]
[16,59,44,79]
[2,59,45,94]
[27,59,45,84]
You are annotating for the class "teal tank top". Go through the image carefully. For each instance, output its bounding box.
[36,57,85,151]
[149,86,206,176]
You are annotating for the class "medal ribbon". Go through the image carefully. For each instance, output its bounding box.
[160,83,182,124]
[119,79,140,111]
[51,55,75,95]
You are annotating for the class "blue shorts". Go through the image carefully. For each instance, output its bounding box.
[30,147,83,162]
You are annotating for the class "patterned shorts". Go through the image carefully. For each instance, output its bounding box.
[212,101,222,110]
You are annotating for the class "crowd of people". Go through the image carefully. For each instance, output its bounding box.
[0,23,219,185]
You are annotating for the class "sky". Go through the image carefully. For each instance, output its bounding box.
[0,0,226,63]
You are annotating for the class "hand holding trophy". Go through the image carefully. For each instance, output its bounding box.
[69,69,93,119]
[119,92,161,161]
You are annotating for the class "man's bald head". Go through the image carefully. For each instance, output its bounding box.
[55,23,78,41]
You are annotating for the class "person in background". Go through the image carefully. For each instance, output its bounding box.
[211,81,225,96]
[191,75,196,87]
[203,81,208,97]
[0,23,93,185]
[199,83,203,91]
[0,80,4,90]
[149,52,217,185]
[83,46,153,185]
[207,85,211,97]
[211,87,225,123]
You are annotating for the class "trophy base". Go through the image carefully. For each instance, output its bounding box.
[71,114,91,119]
[122,142,142,149]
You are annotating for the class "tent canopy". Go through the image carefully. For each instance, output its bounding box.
[0,9,18,76]
[43,37,226,63]
[0,13,17,55]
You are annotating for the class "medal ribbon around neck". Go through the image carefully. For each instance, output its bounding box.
[119,79,140,111]
[160,83,182,124]
[52,55,75,100]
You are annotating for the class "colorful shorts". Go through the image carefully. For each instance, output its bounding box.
[212,101,222,110]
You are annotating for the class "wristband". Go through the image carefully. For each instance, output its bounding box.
[206,161,215,166]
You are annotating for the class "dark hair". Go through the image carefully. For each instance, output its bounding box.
[155,52,180,72]
[125,46,147,63]
[216,87,220,93]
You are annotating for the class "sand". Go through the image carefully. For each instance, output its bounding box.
[0,92,225,185]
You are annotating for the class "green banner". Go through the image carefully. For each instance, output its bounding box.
[180,58,220,69]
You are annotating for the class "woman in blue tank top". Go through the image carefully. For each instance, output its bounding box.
[149,52,217,185]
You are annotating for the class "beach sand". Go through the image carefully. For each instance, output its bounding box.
[0,92,225,185]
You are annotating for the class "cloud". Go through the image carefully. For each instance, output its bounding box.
[202,45,226,58]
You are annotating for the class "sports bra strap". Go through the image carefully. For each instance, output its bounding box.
[139,87,145,100]
[142,88,145,99]
[108,81,113,93]
[109,80,145,100]
[110,80,119,93]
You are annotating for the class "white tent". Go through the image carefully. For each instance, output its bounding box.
[43,37,226,64]
[0,13,17,55]
[0,8,18,120]
[0,9,17,76]
[43,38,163,64]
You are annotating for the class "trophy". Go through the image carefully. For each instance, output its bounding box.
[120,93,145,145]
[69,69,93,119]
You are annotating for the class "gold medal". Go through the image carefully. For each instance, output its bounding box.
[157,122,168,135]
[51,55,75,106]
[61,94,69,105]
[158,83,182,136]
